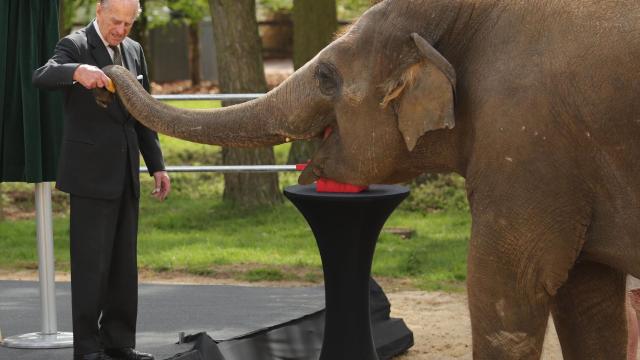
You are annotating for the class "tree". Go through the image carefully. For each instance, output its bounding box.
[208,0,282,206]
[293,0,337,72]
[286,0,337,164]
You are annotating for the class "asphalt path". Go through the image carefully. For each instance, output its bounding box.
[0,280,324,360]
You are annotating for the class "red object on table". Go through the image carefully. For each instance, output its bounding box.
[296,163,368,193]
[316,178,368,193]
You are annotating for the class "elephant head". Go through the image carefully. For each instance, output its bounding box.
[104,1,457,186]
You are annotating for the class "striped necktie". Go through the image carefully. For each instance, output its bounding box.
[109,45,123,66]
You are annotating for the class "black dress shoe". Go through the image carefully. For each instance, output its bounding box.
[104,348,155,360]
[74,352,114,360]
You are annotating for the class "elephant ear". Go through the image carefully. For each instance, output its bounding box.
[381,33,456,151]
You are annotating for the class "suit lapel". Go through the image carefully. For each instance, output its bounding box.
[86,23,112,70]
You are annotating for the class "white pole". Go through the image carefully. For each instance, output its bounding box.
[1,183,73,348]
[35,182,57,334]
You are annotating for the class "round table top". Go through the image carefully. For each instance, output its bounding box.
[284,184,409,202]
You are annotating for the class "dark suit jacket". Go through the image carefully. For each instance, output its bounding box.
[32,22,164,199]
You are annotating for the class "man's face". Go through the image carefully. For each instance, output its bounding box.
[96,0,139,46]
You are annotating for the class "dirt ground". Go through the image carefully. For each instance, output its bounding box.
[0,270,567,359]
[388,291,562,359]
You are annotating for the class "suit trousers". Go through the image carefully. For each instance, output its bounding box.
[69,171,139,355]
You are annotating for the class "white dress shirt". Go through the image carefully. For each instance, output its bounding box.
[93,20,120,63]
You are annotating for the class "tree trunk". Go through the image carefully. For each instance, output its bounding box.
[188,23,201,86]
[208,0,282,206]
[287,0,337,164]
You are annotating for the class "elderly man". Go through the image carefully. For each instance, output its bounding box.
[33,1,170,359]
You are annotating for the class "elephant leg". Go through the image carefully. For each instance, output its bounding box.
[550,261,627,360]
[466,200,590,359]
[467,244,552,359]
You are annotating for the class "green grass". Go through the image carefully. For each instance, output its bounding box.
[0,186,470,290]
[162,100,221,109]
[0,100,471,291]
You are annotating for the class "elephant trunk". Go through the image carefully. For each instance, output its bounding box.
[103,65,326,147]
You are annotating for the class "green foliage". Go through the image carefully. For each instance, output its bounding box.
[337,0,371,20]
[146,0,210,28]
[59,0,209,31]
[401,174,469,213]
[258,0,292,12]
[242,268,286,281]
[258,0,370,19]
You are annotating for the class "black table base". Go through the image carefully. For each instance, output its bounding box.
[284,184,410,360]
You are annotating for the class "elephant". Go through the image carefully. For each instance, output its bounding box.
[102,0,640,358]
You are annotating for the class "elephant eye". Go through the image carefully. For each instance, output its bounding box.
[315,63,341,97]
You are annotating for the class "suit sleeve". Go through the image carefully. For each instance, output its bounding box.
[32,37,82,90]
[134,44,166,176]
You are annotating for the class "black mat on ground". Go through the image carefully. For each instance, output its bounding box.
[0,280,412,360]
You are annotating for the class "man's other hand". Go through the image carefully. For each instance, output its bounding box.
[73,64,112,89]
[151,171,171,201]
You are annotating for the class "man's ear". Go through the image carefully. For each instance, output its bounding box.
[381,33,456,151]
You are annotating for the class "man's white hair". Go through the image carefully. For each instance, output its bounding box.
[98,0,142,18]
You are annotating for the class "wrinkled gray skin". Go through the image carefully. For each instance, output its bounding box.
[105,0,640,358]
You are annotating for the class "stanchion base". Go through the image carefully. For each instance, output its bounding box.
[2,331,73,349]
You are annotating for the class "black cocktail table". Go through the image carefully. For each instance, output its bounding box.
[284,184,410,360]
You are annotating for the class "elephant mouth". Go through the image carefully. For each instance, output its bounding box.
[297,123,336,184]
[299,160,323,184]
[286,124,333,143]
[292,111,337,142]
[322,126,333,140]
